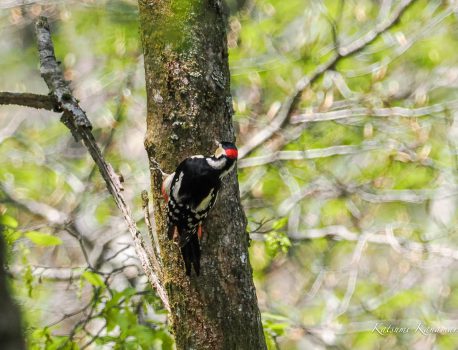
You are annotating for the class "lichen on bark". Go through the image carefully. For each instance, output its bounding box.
[138,0,266,348]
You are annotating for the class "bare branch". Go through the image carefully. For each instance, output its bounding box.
[344,5,455,78]
[238,142,380,168]
[291,100,458,123]
[35,17,91,129]
[276,179,457,217]
[332,233,369,320]
[9,265,84,281]
[288,225,458,261]
[64,225,95,270]
[277,178,341,215]
[337,0,416,57]
[33,17,169,311]
[238,0,417,159]
[46,299,94,328]
[0,92,56,110]
[355,188,455,204]
[0,182,68,225]
[80,322,106,350]
[240,168,267,197]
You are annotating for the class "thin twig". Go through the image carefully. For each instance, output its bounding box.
[287,225,458,261]
[64,225,94,270]
[291,100,458,123]
[0,182,68,225]
[80,322,107,350]
[104,244,131,264]
[9,265,84,281]
[141,190,162,262]
[47,299,94,328]
[238,142,380,168]
[332,232,369,320]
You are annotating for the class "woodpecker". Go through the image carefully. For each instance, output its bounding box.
[161,141,238,276]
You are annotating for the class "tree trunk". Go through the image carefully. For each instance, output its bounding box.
[0,227,25,350]
[138,1,267,349]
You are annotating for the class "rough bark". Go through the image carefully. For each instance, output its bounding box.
[0,92,56,110]
[0,227,26,350]
[138,1,267,349]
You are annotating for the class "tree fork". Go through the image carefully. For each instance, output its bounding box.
[138,0,266,349]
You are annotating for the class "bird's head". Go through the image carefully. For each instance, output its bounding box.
[214,140,238,160]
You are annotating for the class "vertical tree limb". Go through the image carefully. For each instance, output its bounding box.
[138,0,266,348]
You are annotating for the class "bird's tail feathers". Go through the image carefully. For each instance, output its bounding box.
[179,229,201,276]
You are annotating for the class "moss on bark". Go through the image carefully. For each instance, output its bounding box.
[138,0,266,348]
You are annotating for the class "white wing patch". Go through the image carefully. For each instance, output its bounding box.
[195,189,215,212]
[162,172,175,199]
[191,155,204,158]
[206,157,227,170]
[172,172,184,200]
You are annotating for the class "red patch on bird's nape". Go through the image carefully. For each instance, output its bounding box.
[225,148,238,159]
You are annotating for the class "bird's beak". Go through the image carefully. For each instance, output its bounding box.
[214,144,225,158]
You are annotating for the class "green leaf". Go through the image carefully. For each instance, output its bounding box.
[25,231,62,246]
[262,312,290,322]
[24,265,33,297]
[263,312,290,346]
[4,230,21,244]
[272,217,288,230]
[81,271,105,288]
[0,214,18,228]
[95,201,111,224]
[265,231,291,257]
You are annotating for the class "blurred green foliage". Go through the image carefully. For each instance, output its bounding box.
[1,0,458,349]
[232,0,458,349]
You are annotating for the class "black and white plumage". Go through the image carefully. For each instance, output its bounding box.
[162,141,238,276]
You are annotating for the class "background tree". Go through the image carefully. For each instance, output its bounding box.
[0,226,25,350]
